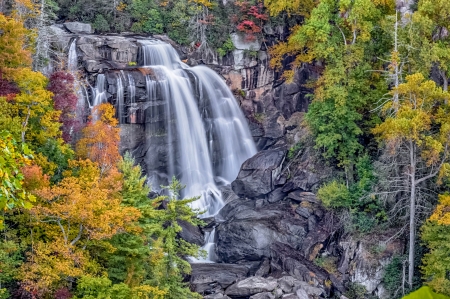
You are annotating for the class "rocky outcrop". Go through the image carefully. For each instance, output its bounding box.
[231,149,285,198]
[63,22,93,34]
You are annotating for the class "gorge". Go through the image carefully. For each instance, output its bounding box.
[49,22,403,299]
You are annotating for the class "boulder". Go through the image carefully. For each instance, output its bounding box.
[270,242,330,291]
[48,25,71,50]
[63,22,92,34]
[190,263,249,294]
[204,294,231,299]
[225,277,278,297]
[250,292,275,299]
[231,149,286,198]
[216,199,308,263]
[178,219,204,246]
[281,294,298,299]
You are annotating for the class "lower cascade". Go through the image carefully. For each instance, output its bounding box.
[87,39,256,218]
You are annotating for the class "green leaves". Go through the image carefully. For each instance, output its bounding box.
[0,130,35,228]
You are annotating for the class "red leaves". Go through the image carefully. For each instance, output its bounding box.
[0,70,20,100]
[47,71,82,143]
[233,1,268,41]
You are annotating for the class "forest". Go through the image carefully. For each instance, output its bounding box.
[1,0,450,298]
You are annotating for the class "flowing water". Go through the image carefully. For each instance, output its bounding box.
[89,39,256,261]
[68,39,88,123]
[116,74,124,123]
[91,74,107,108]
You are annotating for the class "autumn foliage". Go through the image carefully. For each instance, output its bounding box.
[47,71,82,143]
[76,103,121,174]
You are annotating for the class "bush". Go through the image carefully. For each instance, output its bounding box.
[92,14,110,32]
[317,180,352,209]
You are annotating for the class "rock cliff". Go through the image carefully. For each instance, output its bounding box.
[49,24,403,299]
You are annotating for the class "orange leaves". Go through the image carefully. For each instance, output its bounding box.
[21,164,49,191]
[0,13,32,72]
[76,104,121,175]
[35,159,140,242]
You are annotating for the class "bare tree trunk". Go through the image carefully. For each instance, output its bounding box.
[393,10,400,112]
[408,141,416,286]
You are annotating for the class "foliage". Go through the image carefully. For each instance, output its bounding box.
[217,37,234,58]
[92,14,110,32]
[0,13,32,72]
[421,194,450,295]
[402,286,450,299]
[344,282,367,299]
[47,71,81,144]
[383,255,407,299]
[0,131,35,228]
[76,103,121,174]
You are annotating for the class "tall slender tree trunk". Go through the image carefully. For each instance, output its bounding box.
[408,141,416,286]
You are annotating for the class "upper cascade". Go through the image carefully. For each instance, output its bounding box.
[88,39,256,217]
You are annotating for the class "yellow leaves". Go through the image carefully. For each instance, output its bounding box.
[190,0,213,9]
[0,13,32,72]
[116,2,127,11]
[429,194,450,225]
[264,0,317,17]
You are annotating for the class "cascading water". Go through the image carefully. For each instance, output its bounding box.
[91,74,107,108]
[136,40,256,217]
[190,66,257,184]
[127,73,135,104]
[189,227,217,263]
[89,39,256,261]
[116,74,124,123]
[68,39,87,121]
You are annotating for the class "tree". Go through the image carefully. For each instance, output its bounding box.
[47,71,81,144]
[0,13,32,73]
[76,103,120,175]
[264,0,317,17]
[373,73,450,286]
[422,194,450,295]
[0,130,35,228]
[19,159,141,296]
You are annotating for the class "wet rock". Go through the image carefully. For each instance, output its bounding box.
[178,219,204,246]
[63,22,92,34]
[232,149,286,198]
[287,191,318,203]
[225,277,278,297]
[190,263,250,294]
[267,188,287,203]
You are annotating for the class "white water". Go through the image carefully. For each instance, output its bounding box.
[190,66,257,184]
[136,40,256,218]
[68,39,87,124]
[89,39,256,260]
[189,227,217,263]
[116,74,124,122]
[127,73,135,104]
[91,74,107,108]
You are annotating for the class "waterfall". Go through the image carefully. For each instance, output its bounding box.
[189,227,217,263]
[68,39,87,123]
[89,39,256,219]
[127,73,135,104]
[190,66,257,184]
[91,74,107,108]
[116,74,124,123]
